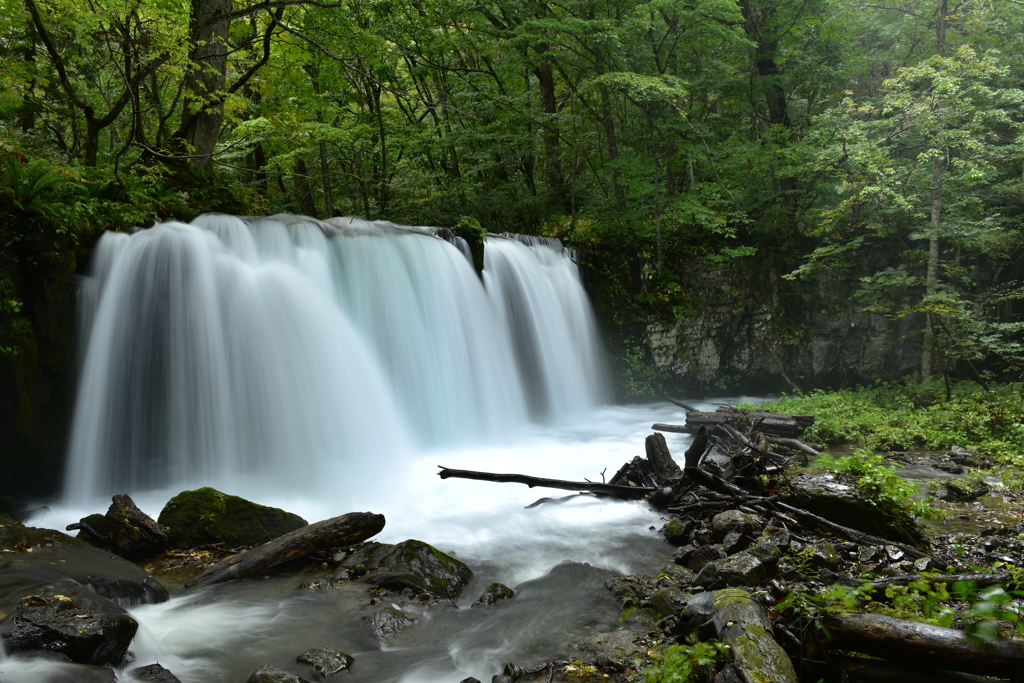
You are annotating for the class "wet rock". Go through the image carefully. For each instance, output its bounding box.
[811,542,839,571]
[296,646,353,676]
[491,676,514,683]
[690,521,713,545]
[158,488,307,548]
[694,561,721,589]
[364,606,416,642]
[648,587,690,617]
[605,575,651,608]
[688,545,726,573]
[819,569,862,588]
[502,662,524,680]
[711,511,762,543]
[859,546,881,563]
[913,557,933,572]
[0,518,168,604]
[759,526,790,549]
[713,553,766,588]
[671,544,697,565]
[663,518,694,545]
[473,582,515,607]
[565,630,642,663]
[0,585,138,666]
[459,678,482,683]
[68,495,168,561]
[747,542,781,573]
[129,663,183,682]
[722,531,751,555]
[297,578,334,591]
[657,563,696,585]
[245,664,309,683]
[333,539,473,600]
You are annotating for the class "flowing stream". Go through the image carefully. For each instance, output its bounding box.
[3,214,759,682]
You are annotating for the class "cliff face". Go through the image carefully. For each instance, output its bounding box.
[641,251,923,394]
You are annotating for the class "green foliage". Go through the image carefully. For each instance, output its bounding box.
[745,380,1024,465]
[641,641,727,683]
[816,449,937,523]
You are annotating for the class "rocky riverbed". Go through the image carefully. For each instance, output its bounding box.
[3,409,1023,683]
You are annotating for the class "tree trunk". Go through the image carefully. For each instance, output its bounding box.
[187,511,386,588]
[293,157,318,217]
[178,0,231,171]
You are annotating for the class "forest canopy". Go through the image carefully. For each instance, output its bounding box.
[1,0,1023,382]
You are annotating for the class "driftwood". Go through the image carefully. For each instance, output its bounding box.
[186,511,385,589]
[655,409,814,439]
[833,655,1006,683]
[684,588,798,683]
[666,397,699,411]
[438,467,656,498]
[823,612,1024,679]
[768,437,821,457]
[682,467,927,559]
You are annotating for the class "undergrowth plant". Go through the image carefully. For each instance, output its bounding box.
[641,642,727,683]
[816,449,938,523]
[743,379,1024,466]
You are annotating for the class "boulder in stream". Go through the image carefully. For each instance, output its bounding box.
[472,582,515,607]
[333,539,473,600]
[245,665,310,683]
[68,494,169,560]
[0,583,138,666]
[363,606,416,642]
[128,663,183,682]
[296,646,353,676]
[158,487,307,548]
[0,516,169,604]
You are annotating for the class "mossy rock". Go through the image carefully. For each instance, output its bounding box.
[157,488,307,548]
[334,539,473,600]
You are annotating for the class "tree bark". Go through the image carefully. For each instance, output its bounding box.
[823,612,1024,679]
[177,0,231,171]
[438,467,656,498]
[186,511,386,589]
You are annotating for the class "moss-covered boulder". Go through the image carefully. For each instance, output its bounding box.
[157,488,307,548]
[333,539,473,600]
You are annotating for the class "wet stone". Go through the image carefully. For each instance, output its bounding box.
[0,587,138,666]
[812,543,840,571]
[760,526,790,549]
[364,607,416,642]
[663,518,694,546]
[459,679,482,683]
[491,676,514,683]
[859,546,881,563]
[657,563,696,586]
[129,663,183,682]
[671,544,697,565]
[722,531,750,555]
[714,553,766,588]
[245,664,308,683]
[688,545,726,573]
[472,583,515,607]
[503,662,524,679]
[647,587,690,618]
[747,542,781,572]
[711,511,762,543]
[296,646,353,676]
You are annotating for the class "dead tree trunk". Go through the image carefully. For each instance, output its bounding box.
[187,511,385,589]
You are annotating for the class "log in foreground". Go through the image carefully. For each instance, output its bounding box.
[438,467,656,498]
[186,511,385,589]
[823,612,1024,680]
[834,655,1005,683]
[689,588,798,683]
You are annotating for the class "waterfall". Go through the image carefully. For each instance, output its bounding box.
[64,215,609,502]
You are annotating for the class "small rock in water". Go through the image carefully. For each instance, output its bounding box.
[363,607,416,642]
[129,663,183,682]
[459,678,482,683]
[472,582,515,607]
[245,664,309,683]
[296,646,353,676]
[663,518,694,546]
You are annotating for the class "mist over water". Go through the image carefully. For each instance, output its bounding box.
[64,215,609,504]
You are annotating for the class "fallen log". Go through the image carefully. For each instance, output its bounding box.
[186,511,385,589]
[666,397,699,411]
[684,588,798,683]
[681,467,927,559]
[823,612,1024,679]
[438,467,656,498]
[654,411,814,439]
[834,655,1006,683]
[768,437,821,458]
[867,573,1011,590]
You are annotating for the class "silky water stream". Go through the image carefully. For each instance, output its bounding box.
[0,213,760,682]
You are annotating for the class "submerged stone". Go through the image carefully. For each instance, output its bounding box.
[296,646,353,676]
[334,539,473,600]
[363,606,416,642]
[129,663,183,682]
[245,664,309,683]
[158,488,307,548]
[472,582,515,607]
[0,585,138,666]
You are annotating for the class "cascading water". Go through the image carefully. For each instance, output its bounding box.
[63,214,610,502]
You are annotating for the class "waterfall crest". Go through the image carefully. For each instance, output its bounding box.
[64,215,608,502]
